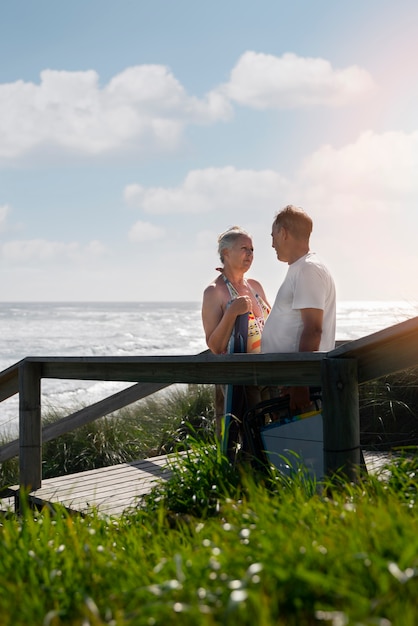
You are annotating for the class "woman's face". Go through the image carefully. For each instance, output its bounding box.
[225,235,254,272]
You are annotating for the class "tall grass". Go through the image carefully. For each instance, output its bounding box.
[360,366,418,449]
[0,444,417,625]
[41,383,214,478]
[0,385,216,489]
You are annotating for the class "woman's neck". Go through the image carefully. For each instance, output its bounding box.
[221,272,249,298]
[222,269,246,288]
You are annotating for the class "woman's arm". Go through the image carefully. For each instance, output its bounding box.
[202,285,251,354]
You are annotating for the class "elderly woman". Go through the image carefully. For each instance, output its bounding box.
[202,226,270,453]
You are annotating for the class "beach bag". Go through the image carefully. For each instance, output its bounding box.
[242,392,324,480]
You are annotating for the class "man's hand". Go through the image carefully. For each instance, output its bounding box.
[289,386,312,413]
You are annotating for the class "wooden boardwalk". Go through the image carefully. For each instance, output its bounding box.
[4,453,178,517]
[0,450,389,517]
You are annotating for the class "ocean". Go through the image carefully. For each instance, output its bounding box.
[1,300,417,435]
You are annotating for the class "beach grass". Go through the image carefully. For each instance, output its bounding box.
[359,365,418,450]
[0,442,417,625]
[0,384,216,489]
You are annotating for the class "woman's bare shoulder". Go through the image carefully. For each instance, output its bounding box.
[203,276,224,300]
[248,278,269,303]
[247,278,265,291]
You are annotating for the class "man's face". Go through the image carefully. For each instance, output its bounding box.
[271,224,287,262]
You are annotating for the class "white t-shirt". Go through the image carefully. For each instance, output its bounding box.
[262,252,336,353]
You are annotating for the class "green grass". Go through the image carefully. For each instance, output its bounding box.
[0,379,417,623]
[0,444,417,625]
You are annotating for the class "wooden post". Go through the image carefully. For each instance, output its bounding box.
[19,362,42,490]
[321,357,360,481]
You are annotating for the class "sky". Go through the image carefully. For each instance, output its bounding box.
[1,0,418,303]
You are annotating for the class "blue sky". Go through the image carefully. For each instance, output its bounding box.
[1,0,418,303]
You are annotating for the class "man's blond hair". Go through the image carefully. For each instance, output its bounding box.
[273,205,312,241]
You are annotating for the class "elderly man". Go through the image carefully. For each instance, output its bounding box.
[262,205,336,413]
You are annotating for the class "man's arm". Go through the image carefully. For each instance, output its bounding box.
[289,308,323,411]
[299,308,323,351]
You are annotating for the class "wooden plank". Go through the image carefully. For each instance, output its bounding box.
[29,352,323,386]
[19,362,42,490]
[38,476,170,510]
[0,354,212,464]
[321,357,360,480]
[329,316,418,382]
[27,455,172,492]
[0,362,20,402]
[11,454,179,516]
[0,439,20,464]
[27,473,171,513]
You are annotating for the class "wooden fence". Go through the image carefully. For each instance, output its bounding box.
[1,315,418,492]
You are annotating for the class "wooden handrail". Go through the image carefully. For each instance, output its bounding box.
[0,315,417,491]
[329,315,418,383]
[0,362,21,402]
[25,351,324,385]
[15,353,326,490]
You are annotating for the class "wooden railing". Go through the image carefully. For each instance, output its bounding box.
[1,316,418,491]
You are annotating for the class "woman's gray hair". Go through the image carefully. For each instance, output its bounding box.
[217,226,251,263]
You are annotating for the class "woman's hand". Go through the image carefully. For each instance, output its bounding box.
[229,295,252,316]
[202,285,252,355]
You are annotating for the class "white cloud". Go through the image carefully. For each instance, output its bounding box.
[300,130,418,197]
[105,65,231,123]
[84,240,106,257]
[124,166,289,215]
[0,52,375,163]
[1,239,105,264]
[0,204,10,231]
[0,65,231,162]
[283,129,418,300]
[125,130,418,226]
[122,128,418,302]
[128,221,165,242]
[219,51,376,109]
